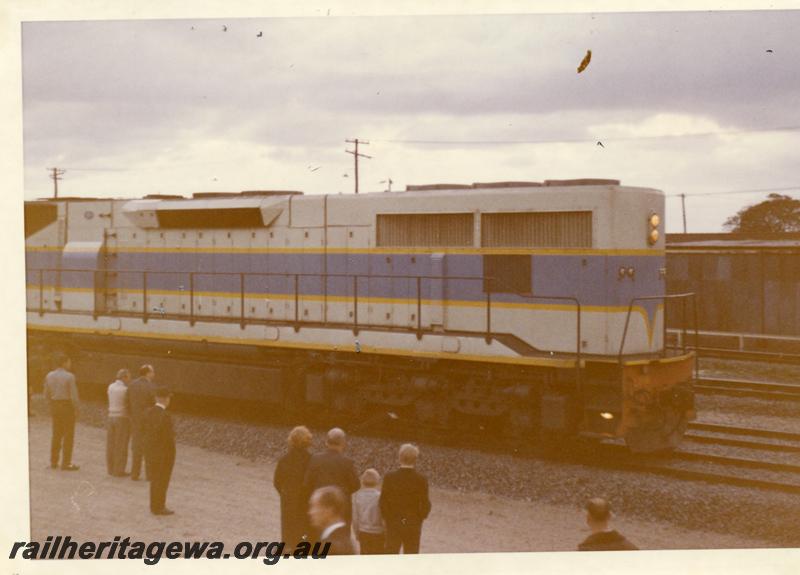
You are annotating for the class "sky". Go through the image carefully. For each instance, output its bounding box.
[20,9,800,232]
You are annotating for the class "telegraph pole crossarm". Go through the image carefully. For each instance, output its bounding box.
[48,167,66,199]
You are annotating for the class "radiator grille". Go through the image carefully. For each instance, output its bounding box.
[376,213,474,247]
[481,211,592,248]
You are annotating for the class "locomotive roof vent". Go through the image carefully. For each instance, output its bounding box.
[239,190,304,197]
[405,184,474,191]
[36,196,103,202]
[192,190,303,199]
[471,181,543,188]
[544,178,620,186]
[406,179,620,192]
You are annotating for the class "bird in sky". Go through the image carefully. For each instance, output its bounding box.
[309,166,320,172]
[222,25,228,32]
[343,174,349,178]
[597,141,605,148]
[766,49,774,53]
[577,49,592,73]
[257,31,263,37]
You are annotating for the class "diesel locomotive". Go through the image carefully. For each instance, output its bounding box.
[25,178,696,452]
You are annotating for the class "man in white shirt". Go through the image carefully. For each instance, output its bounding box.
[43,354,80,470]
[106,368,131,477]
[309,486,356,555]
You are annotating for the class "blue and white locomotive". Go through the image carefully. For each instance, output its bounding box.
[25,178,695,452]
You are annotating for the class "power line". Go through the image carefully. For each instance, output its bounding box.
[65,167,128,172]
[370,125,800,146]
[668,185,800,233]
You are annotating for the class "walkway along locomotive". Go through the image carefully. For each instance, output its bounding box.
[24,179,696,452]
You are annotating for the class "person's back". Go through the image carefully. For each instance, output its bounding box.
[128,365,156,481]
[145,387,176,515]
[145,404,175,464]
[106,371,131,476]
[578,530,638,551]
[352,469,385,554]
[274,426,313,545]
[379,444,431,554]
[380,467,431,524]
[44,367,78,402]
[44,358,80,471]
[306,449,358,492]
[577,498,638,552]
[107,379,129,418]
[128,376,155,420]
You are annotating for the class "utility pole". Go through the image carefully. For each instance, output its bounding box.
[680,193,687,233]
[49,167,66,199]
[345,139,372,194]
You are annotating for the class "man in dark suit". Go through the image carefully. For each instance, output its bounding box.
[273,425,313,545]
[144,385,176,516]
[308,486,356,555]
[379,443,431,554]
[577,498,638,551]
[303,428,360,524]
[128,364,156,481]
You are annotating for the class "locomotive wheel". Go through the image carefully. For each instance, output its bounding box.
[624,406,688,453]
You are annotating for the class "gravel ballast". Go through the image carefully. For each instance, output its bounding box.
[32,395,800,548]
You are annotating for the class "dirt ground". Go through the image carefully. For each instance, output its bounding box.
[25,417,778,555]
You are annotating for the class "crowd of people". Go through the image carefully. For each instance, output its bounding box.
[43,355,177,515]
[273,426,433,554]
[41,354,638,554]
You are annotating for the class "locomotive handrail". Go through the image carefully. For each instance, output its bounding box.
[31,267,487,281]
[496,289,582,395]
[617,292,699,377]
[28,266,584,368]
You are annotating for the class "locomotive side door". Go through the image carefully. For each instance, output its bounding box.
[429,253,446,328]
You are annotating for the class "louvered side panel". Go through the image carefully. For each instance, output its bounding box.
[377,214,473,247]
[481,212,592,247]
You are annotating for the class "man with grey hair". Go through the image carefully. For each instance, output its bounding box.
[304,427,360,526]
[379,443,431,554]
[106,368,131,477]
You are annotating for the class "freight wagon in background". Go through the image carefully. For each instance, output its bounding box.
[666,233,800,356]
[24,179,697,453]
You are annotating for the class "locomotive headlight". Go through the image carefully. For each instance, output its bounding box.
[600,412,614,420]
[647,212,660,245]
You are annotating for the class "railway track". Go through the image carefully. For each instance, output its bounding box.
[690,346,800,365]
[599,422,800,495]
[694,377,800,401]
[629,422,800,495]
